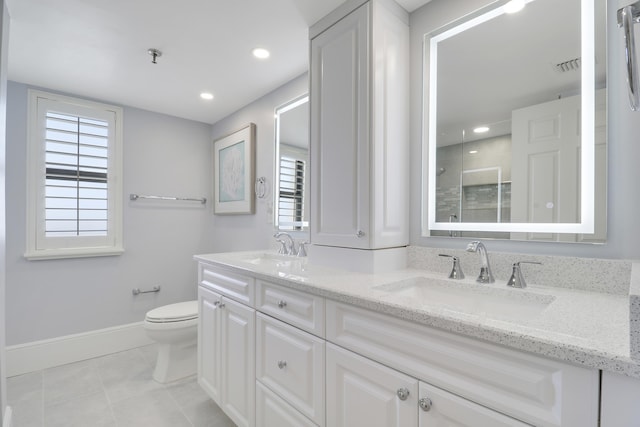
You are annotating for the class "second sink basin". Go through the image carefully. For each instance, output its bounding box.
[374,276,555,322]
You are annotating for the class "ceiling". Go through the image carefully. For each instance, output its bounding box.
[6,0,427,125]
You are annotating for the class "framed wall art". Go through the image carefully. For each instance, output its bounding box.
[213,123,256,214]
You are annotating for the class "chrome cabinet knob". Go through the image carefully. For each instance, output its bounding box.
[277,300,287,309]
[277,360,287,369]
[396,388,410,401]
[419,397,432,411]
[356,230,365,238]
[218,302,225,309]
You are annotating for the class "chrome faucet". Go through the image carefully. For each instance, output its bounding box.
[273,232,296,255]
[465,241,494,283]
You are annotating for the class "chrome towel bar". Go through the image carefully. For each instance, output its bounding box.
[129,193,206,204]
[132,286,161,296]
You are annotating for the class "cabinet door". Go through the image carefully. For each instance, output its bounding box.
[220,296,256,427]
[418,382,530,427]
[326,343,417,427]
[197,285,222,403]
[311,2,371,249]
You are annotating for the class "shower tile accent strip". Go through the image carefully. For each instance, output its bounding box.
[408,246,632,296]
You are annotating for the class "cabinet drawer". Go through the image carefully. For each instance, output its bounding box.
[326,301,599,427]
[256,313,325,426]
[198,263,255,307]
[256,280,324,336]
[256,381,317,427]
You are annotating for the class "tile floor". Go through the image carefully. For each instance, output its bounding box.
[6,345,236,427]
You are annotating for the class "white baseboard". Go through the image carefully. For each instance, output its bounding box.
[6,322,154,377]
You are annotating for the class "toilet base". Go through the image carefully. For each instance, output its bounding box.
[152,340,197,384]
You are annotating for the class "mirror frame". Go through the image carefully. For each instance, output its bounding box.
[274,94,310,231]
[423,0,597,235]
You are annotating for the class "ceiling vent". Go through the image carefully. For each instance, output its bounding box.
[555,57,581,72]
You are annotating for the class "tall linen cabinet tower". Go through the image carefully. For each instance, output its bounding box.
[309,0,409,257]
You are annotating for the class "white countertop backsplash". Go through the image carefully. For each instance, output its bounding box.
[195,246,640,378]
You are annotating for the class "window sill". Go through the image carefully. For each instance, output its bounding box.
[24,246,125,261]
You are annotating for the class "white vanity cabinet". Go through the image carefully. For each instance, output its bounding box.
[197,265,256,427]
[326,300,599,427]
[326,342,529,427]
[309,0,409,249]
[197,259,601,427]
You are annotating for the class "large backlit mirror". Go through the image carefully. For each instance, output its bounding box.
[424,0,607,242]
[274,95,310,231]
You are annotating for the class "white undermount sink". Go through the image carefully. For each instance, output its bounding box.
[374,276,555,321]
[240,252,295,266]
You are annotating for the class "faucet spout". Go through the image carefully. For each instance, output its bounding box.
[465,241,495,283]
[273,232,296,255]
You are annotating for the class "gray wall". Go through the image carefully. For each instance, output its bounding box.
[5,82,214,345]
[4,73,308,346]
[208,73,309,252]
[409,0,640,260]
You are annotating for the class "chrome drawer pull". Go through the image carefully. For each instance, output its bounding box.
[277,360,287,369]
[277,300,287,309]
[396,388,410,401]
[419,397,432,411]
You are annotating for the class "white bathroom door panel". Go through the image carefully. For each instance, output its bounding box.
[418,382,531,427]
[197,286,222,404]
[511,95,581,241]
[220,296,255,427]
[326,342,418,427]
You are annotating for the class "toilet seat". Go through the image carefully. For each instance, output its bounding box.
[145,301,198,323]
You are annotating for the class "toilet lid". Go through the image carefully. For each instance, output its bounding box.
[146,301,198,322]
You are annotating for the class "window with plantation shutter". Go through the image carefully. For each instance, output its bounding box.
[26,90,124,260]
[278,154,307,231]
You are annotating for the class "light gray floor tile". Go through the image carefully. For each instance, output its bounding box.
[6,346,237,427]
[43,390,115,427]
[43,359,102,406]
[7,371,42,405]
[111,388,191,427]
[97,349,162,403]
[137,343,159,366]
[9,396,44,427]
[181,399,236,427]
[166,376,209,407]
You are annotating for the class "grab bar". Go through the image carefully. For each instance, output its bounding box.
[132,286,161,296]
[618,1,640,111]
[130,194,206,204]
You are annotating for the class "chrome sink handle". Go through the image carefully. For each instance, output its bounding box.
[439,254,464,280]
[465,241,494,283]
[507,261,542,289]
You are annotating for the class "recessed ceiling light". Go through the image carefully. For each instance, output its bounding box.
[473,126,490,133]
[469,150,478,154]
[252,48,270,59]
[200,92,214,100]
[504,0,525,14]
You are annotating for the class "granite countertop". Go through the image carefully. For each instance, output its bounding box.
[194,250,639,378]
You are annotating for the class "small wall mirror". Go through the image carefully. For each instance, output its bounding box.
[274,95,310,231]
[423,0,607,242]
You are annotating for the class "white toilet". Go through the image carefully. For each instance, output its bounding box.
[143,300,198,384]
